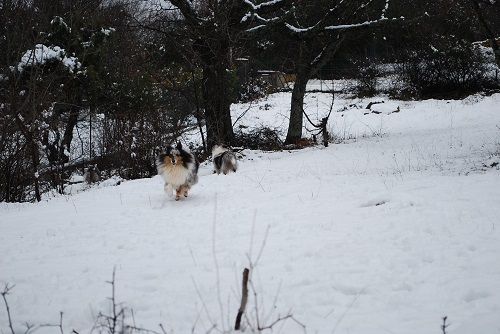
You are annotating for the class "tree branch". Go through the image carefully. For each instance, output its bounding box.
[168,0,202,26]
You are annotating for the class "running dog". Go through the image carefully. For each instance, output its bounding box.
[212,145,238,175]
[157,142,199,200]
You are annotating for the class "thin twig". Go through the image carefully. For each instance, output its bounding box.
[159,323,168,334]
[253,224,270,269]
[59,311,64,334]
[232,101,255,127]
[258,314,293,331]
[1,283,16,334]
[190,277,215,327]
[23,322,36,334]
[107,267,118,334]
[441,316,449,334]
[125,325,162,334]
[39,312,64,334]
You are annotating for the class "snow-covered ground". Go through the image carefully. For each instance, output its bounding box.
[1,88,500,334]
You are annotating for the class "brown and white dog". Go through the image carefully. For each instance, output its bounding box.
[157,142,199,200]
[212,145,238,175]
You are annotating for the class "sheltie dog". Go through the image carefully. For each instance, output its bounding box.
[157,142,199,200]
[212,145,238,175]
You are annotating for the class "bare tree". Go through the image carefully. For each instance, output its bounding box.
[140,0,290,149]
[1,0,179,201]
[266,0,402,144]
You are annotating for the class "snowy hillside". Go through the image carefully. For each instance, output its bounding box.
[1,89,500,334]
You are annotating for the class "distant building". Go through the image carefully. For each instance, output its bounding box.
[256,70,295,90]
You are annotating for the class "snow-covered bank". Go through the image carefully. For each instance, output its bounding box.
[1,92,500,334]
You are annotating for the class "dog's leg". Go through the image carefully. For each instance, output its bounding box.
[175,187,183,201]
[183,185,189,197]
[164,183,174,197]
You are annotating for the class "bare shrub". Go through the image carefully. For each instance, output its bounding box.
[353,59,381,97]
[234,127,284,151]
[237,77,272,103]
[392,39,493,99]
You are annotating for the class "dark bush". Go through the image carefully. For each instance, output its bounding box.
[393,39,492,99]
[234,127,283,151]
[354,59,381,97]
[237,76,271,103]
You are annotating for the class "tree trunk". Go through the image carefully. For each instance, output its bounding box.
[60,105,80,163]
[285,69,309,144]
[202,62,234,149]
[191,71,207,153]
[15,115,41,202]
[31,142,41,202]
[285,36,344,145]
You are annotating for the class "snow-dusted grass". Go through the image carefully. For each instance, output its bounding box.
[1,89,500,334]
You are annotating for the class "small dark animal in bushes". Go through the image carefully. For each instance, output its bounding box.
[157,142,199,200]
[212,145,238,175]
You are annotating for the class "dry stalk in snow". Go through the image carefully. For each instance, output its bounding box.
[1,284,16,334]
[234,268,250,330]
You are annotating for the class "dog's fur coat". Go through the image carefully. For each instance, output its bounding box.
[212,145,238,175]
[157,142,199,200]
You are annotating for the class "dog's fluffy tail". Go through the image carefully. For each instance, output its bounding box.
[186,158,200,186]
[212,145,228,159]
[230,155,237,170]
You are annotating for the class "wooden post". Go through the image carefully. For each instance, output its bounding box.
[234,268,249,330]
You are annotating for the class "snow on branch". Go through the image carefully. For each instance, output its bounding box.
[243,0,286,11]
[381,0,390,19]
[284,0,398,34]
[328,0,346,13]
[325,17,391,31]
[246,24,267,32]
[242,11,282,24]
[284,22,315,33]
[325,0,405,30]
[325,0,397,31]
[241,0,290,30]
[18,44,81,73]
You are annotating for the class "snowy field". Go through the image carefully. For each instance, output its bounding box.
[1,86,500,334]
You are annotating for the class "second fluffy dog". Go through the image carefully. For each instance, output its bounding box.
[212,145,238,175]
